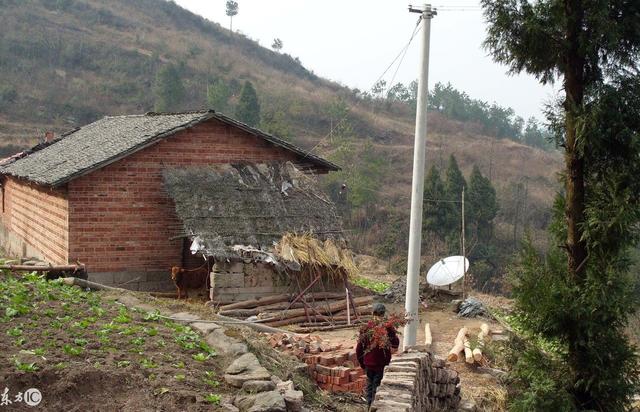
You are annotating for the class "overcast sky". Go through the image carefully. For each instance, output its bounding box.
[175,0,557,120]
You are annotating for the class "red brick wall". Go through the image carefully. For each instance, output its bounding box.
[67,118,300,273]
[0,177,68,264]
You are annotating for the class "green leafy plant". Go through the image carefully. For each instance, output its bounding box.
[204,393,221,405]
[140,358,157,369]
[203,377,220,388]
[116,360,131,368]
[7,326,22,337]
[192,352,210,362]
[119,327,138,336]
[143,327,158,337]
[72,320,90,329]
[153,387,169,395]
[14,359,38,372]
[130,337,145,346]
[198,341,216,356]
[174,374,186,382]
[74,338,88,347]
[63,344,83,356]
[351,277,389,294]
[114,307,131,324]
[143,311,161,321]
[21,348,46,357]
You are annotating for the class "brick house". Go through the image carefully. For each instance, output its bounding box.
[0,111,339,291]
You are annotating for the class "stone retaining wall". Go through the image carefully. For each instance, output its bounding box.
[371,351,461,411]
[210,261,290,302]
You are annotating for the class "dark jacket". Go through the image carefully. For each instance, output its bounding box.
[356,324,400,372]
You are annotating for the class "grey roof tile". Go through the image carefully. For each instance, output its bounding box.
[0,111,338,186]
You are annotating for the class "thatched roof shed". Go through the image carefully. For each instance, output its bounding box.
[163,162,343,260]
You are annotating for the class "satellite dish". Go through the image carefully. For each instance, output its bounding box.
[426,256,469,287]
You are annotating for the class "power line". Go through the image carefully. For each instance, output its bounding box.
[433,5,482,12]
[300,16,423,159]
[386,23,421,96]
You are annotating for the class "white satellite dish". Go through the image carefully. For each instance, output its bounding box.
[426,256,469,287]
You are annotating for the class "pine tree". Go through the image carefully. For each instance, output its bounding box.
[467,165,497,243]
[271,38,283,52]
[445,155,466,201]
[153,64,185,112]
[482,0,640,409]
[260,109,291,141]
[225,0,238,32]
[422,166,451,239]
[441,155,466,253]
[235,81,260,127]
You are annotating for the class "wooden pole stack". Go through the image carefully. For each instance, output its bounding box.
[447,323,491,365]
[447,327,467,362]
[215,292,375,329]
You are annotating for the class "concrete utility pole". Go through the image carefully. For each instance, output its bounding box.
[461,186,466,299]
[403,4,436,349]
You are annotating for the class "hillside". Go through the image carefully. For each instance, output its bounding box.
[0,0,562,279]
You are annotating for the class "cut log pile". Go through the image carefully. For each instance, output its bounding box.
[265,332,367,394]
[447,323,494,365]
[217,293,375,330]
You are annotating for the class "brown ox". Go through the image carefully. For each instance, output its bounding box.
[171,265,208,299]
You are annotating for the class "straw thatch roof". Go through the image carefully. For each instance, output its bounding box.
[163,162,343,260]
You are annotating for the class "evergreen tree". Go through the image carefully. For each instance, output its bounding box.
[225,0,238,32]
[271,38,283,52]
[235,81,260,127]
[206,79,230,113]
[467,165,498,243]
[260,109,291,141]
[445,155,466,219]
[153,64,185,112]
[348,140,387,209]
[483,0,640,409]
[444,155,466,253]
[422,166,451,239]
[445,154,466,201]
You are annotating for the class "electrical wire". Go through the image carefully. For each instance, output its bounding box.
[300,16,424,159]
[385,23,422,100]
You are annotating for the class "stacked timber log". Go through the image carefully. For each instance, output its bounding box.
[447,323,493,365]
[217,293,375,330]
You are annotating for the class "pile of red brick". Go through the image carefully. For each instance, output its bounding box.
[266,333,366,394]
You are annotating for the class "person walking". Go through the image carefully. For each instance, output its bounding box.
[356,303,400,408]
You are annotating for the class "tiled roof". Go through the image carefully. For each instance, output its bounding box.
[0,111,338,186]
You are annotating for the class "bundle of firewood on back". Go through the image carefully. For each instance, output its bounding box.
[216,293,376,331]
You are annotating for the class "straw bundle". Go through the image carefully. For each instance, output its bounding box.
[274,233,359,279]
